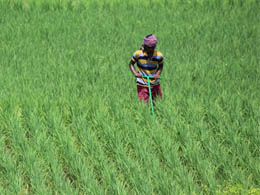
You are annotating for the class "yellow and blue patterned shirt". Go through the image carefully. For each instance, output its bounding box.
[132,49,163,86]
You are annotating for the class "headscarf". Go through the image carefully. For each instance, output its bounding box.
[144,34,158,47]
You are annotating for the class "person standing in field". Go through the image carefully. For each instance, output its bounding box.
[129,34,163,102]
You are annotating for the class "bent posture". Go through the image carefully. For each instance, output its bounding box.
[129,34,164,102]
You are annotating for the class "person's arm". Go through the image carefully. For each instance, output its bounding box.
[129,59,142,78]
[153,63,163,79]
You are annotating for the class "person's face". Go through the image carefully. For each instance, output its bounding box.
[144,45,155,55]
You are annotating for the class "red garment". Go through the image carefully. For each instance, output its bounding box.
[137,84,162,102]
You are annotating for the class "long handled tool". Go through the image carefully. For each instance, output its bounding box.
[142,75,155,116]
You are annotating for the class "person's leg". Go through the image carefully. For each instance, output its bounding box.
[137,85,149,102]
[151,84,162,100]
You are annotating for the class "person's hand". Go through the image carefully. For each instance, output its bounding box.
[153,74,160,80]
[135,73,142,78]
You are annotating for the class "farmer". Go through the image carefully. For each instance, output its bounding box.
[129,34,163,102]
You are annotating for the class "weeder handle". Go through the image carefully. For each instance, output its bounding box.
[141,75,162,80]
[142,75,154,79]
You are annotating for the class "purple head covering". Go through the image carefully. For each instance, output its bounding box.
[144,34,158,47]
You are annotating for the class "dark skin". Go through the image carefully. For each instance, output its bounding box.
[129,45,163,79]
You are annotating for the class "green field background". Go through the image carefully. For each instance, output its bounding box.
[0,0,259,194]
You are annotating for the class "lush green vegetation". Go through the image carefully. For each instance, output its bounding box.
[0,0,259,194]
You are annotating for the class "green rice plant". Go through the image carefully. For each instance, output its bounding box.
[0,135,24,194]
[217,183,260,195]
[0,0,259,194]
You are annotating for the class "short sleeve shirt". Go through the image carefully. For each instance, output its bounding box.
[132,49,163,86]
